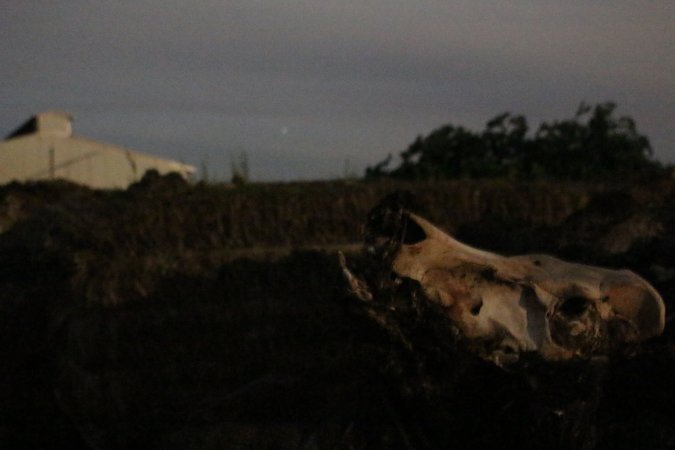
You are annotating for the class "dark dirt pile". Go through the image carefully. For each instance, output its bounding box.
[0,175,673,449]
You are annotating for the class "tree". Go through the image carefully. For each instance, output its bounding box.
[533,102,660,180]
[365,102,665,181]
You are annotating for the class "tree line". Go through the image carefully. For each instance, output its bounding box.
[366,102,670,181]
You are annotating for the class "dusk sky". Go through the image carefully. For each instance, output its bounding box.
[1,1,673,181]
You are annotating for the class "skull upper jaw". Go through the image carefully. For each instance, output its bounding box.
[387,212,666,361]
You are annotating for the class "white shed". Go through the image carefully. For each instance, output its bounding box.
[0,112,196,189]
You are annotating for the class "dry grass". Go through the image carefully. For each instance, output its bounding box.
[0,176,674,449]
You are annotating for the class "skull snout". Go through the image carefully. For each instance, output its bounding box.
[601,280,665,342]
[384,212,666,360]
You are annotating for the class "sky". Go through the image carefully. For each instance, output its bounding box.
[1,1,673,181]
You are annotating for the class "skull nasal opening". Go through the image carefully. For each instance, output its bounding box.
[402,215,427,244]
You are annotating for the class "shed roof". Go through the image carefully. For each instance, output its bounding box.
[6,111,73,139]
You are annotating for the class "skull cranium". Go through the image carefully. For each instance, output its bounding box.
[342,207,665,362]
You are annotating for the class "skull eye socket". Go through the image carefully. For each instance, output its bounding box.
[401,215,427,245]
[558,296,589,317]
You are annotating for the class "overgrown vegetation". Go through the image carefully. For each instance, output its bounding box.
[366,102,670,181]
[0,176,674,449]
[230,150,250,186]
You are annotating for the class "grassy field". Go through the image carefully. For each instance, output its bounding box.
[0,176,674,449]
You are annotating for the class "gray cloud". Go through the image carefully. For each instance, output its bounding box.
[1,1,673,180]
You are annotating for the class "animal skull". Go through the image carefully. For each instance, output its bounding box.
[342,210,665,362]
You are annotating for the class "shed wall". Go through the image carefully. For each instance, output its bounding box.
[0,135,193,189]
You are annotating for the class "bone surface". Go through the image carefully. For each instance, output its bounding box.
[350,209,665,362]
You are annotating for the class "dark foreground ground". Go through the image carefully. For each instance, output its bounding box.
[0,176,674,449]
